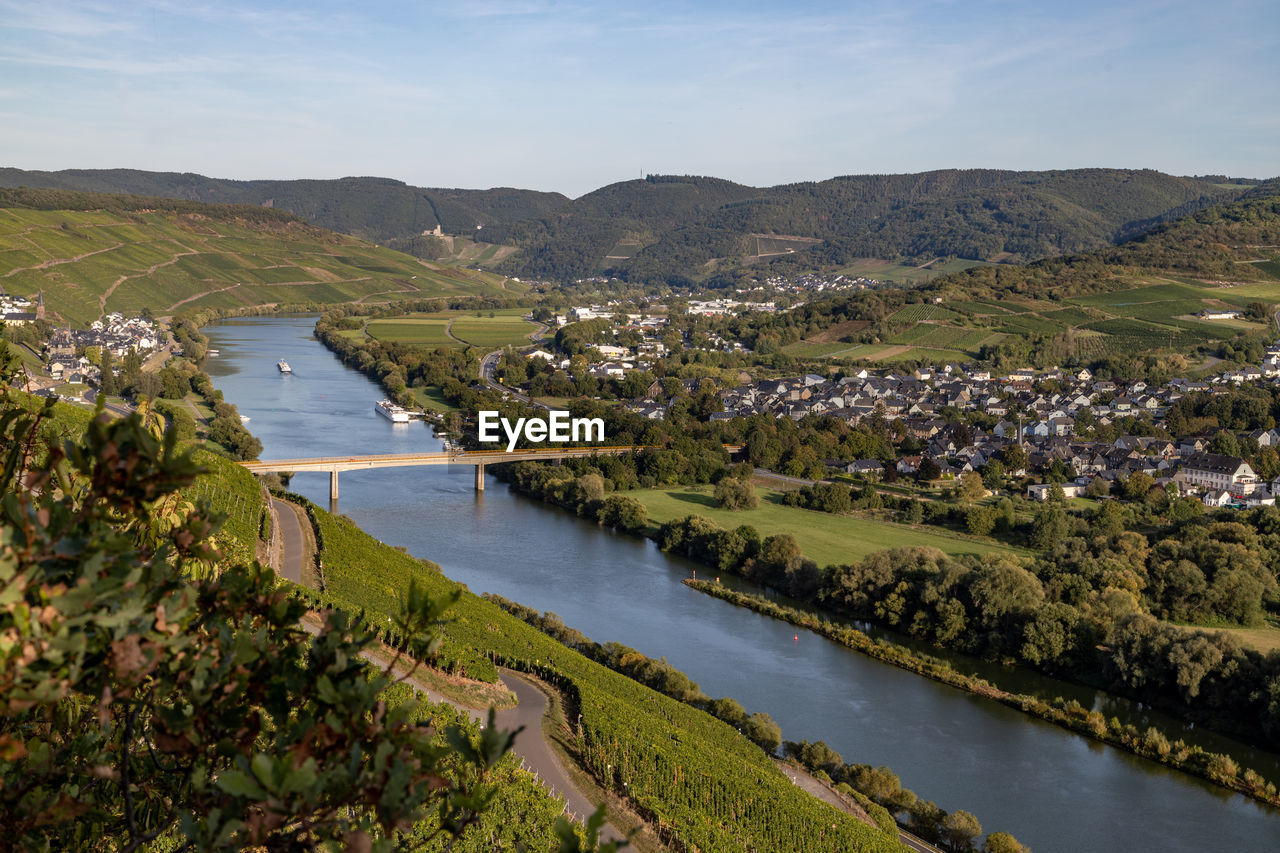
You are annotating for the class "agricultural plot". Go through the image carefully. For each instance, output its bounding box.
[877,346,972,364]
[0,205,513,326]
[949,300,1012,315]
[839,257,988,285]
[366,312,538,349]
[781,341,859,358]
[365,319,455,347]
[752,234,822,256]
[449,317,538,347]
[888,324,991,351]
[888,304,964,323]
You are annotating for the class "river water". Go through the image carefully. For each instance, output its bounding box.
[205,316,1280,853]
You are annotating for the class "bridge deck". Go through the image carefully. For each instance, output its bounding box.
[241,445,655,474]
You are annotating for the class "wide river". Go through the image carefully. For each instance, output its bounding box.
[206,316,1280,853]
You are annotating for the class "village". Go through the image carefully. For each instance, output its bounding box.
[518,300,1280,511]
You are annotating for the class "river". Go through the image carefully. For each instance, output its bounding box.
[205,315,1280,853]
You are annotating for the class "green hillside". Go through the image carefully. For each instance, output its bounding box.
[769,191,1280,367]
[0,188,517,326]
[0,168,569,243]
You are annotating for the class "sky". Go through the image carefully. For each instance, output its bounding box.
[1,0,1277,198]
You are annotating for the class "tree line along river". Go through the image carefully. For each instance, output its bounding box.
[204,316,1280,853]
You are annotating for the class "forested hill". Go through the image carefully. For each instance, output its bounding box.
[0,168,569,243]
[2,166,1263,284]
[921,186,1280,303]
[488,170,1252,283]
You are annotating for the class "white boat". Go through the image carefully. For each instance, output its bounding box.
[239,415,251,423]
[375,399,410,422]
[277,360,292,374]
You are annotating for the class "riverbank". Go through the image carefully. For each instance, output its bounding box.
[686,579,1280,808]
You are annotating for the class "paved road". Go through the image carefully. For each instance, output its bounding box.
[495,672,624,843]
[269,497,304,583]
[480,350,568,412]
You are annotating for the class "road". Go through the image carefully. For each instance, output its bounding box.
[269,498,304,583]
[84,388,134,419]
[480,350,568,412]
[495,673,624,843]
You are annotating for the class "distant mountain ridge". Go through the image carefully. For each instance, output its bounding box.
[0,168,569,243]
[0,166,1264,283]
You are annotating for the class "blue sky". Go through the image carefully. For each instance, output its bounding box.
[2,1,1276,197]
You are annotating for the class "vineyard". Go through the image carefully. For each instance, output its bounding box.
[297,499,903,853]
[184,446,267,565]
[381,682,573,851]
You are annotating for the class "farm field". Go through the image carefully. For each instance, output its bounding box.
[787,271,1273,367]
[631,485,1019,566]
[365,310,539,349]
[0,203,517,326]
[838,257,990,285]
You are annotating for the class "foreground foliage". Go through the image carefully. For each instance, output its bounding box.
[0,372,596,850]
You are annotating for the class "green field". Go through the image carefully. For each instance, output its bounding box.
[839,257,990,285]
[365,318,456,346]
[631,485,1019,566]
[0,205,517,326]
[365,311,538,349]
[786,272,1274,368]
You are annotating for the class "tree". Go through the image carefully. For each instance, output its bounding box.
[1001,444,1027,474]
[742,712,782,753]
[99,347,117,396]
[714,477,758,511]
[916,457,942,483]
[965,505,997,537]
[1124,471,1154,500]
[958,472,986,502]
[940,809,982,853]
[980,460,1006,490]
[982,831,1030,853]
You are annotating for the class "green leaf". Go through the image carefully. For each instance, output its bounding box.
[215,769,265,800]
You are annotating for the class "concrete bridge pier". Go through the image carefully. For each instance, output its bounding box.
[474,463,485,491]
[330,468,339,501]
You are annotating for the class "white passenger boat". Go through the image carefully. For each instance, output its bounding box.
[375,399,410,422]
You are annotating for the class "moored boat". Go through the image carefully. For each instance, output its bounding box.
[375,399,410,422]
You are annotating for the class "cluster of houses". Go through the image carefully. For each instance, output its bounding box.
[43,314,160,385]
[754,272,876,295]
[0,290,44,325]
[700,363,1280,509]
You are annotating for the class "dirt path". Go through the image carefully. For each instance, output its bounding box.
[3,241,125,277]
[100,248,200,315]
[444,318,467,344]
[774,759,943,852]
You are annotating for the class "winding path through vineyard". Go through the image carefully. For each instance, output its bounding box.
[274,499,624,843]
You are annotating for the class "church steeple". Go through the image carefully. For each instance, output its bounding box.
[36,290,45,320]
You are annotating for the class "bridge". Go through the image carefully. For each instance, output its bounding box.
[242,446,659,499]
